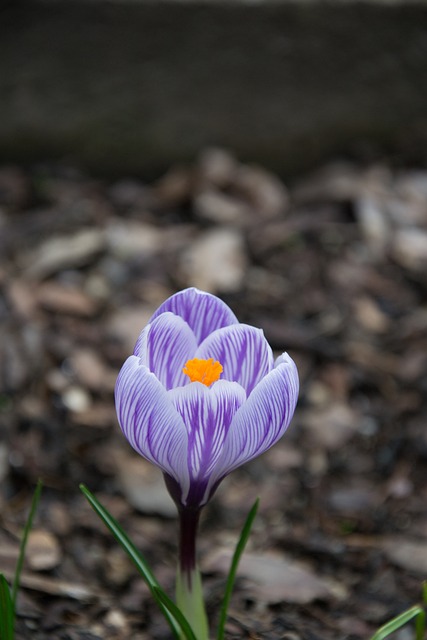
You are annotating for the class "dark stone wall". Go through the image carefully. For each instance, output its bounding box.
[2,1,427,176]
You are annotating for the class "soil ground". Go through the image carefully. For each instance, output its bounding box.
[0,150,426,639]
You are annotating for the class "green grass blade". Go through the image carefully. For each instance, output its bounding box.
[216,498,259,640]
[0,574,14,640]
[369,605,424,640]
[153,586,198,640]
[415,582,427,640]
[12,479,43,609]
[415,608,425,640]
[79,484,182,639]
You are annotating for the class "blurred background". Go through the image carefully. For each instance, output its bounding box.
[2,0,427,175]
[1,1,427,639]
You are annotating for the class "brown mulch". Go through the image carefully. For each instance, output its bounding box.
[0,150,426,639]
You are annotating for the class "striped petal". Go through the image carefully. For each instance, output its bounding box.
[115,355,190,494]
[196,324,274,395]
[168,380,246,506]
[209,353,299,486]
[133,313,198,390]
[149,287,238,345]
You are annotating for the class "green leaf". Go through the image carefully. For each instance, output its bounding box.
[416,584,426,640]
[216,498,259,640]
[79,484,183,639]
[415,608,426,640]
[176,567,209,640]
[12,479,43,609]
[0,574,14,640]
[369,605,425,640]
[153,586,198,640]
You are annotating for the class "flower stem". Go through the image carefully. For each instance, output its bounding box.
[176,508,209,640]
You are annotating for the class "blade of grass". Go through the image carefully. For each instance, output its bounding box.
[153,587,198,640]
[80,484,185,639]
[415,582,427,640]
[11,479,43,609]
[369,605,424,640]
[216,498,259,640]
[415,608,425,640]
[0,574,14,640]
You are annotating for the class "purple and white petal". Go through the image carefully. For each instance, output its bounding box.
[209,353,299,486]
[115,355,190,494]
[168,380,246,504]
[149,288,238,345]
[133,313,198,390]
[196,324,274,396]
[116,285,299,511]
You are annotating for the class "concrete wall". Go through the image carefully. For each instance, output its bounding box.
[2,0,427,176]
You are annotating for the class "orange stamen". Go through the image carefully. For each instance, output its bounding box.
[183,357,223,387]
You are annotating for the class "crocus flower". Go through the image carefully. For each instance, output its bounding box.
[115,288,299,638]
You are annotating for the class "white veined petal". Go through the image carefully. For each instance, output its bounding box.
[133,313,198,389]
[196,324,274,395]
[168,380,246,490]
[115,355,190,497]
[209,353,299,487]
[149,287,239,345]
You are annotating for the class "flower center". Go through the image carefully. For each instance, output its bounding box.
[182,357,223,386]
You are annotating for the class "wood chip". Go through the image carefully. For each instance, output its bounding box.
[69,348,116,392]
[301,402,360,450]
[27,530,61,571]
[384,538,427,575]
[392,228,427,271]
[0,570,101,601]
[204,550,344,604]
[36,282,99,317]
[353,296,390,333]
[115,451,176,518]
[179,228,247,293]
[234,164,289,218]
[61,386,92,413]
[194,189,249,225]
[105,221,164,258]
[22,229,104,279]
